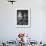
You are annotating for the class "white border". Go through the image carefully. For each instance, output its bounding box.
[16,8,31,28]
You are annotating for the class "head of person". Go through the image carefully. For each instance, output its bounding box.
[17,11,23,21]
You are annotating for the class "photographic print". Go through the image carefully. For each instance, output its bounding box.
[16,8,31,28]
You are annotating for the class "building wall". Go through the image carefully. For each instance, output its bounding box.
[0,0,46,41]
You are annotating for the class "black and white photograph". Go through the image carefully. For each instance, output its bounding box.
[16,8,30,27]
[17,10,28,25]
